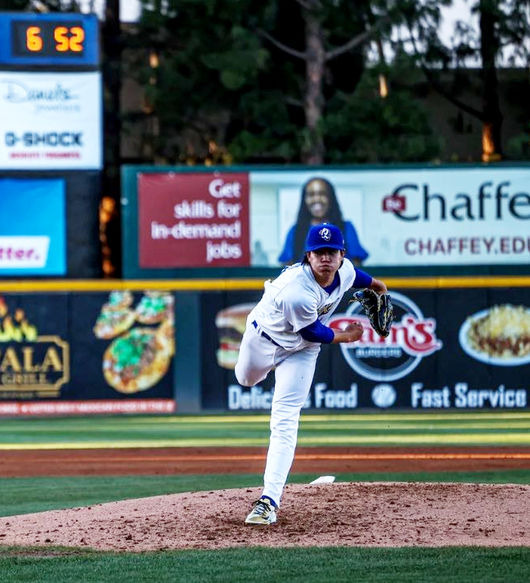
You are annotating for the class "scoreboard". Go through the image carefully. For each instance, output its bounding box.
[0,13,102,170]
[0,12,99,67]
[0,13,102,277]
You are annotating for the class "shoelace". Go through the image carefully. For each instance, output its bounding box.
[253,500,271,515]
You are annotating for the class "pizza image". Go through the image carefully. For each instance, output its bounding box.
[106,291,134,310]
[135,292,174,324]
[156,318,175,356]
[103,327,172,393]
[93,308,136,339]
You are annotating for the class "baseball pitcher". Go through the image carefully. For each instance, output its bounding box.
[235,223,391,525]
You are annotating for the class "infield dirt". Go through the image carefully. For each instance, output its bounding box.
[0,482,528,551]
[0,446,529,552]
[1,446,529,476]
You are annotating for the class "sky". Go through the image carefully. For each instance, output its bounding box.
[82,0,473,31]
[81,0,140,21]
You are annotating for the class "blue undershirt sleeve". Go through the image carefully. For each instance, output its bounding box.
[300,319,335,344]
[352,268,373,289]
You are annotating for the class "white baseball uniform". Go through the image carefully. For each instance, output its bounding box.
[235,258,357,506]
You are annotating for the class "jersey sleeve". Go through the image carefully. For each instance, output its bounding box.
[352,268,373,289]
[338,257,357,290]
[300,319,334,343]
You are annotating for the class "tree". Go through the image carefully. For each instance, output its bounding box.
[258,0,390,163]
[131,0,439,164]
[398,0,530,161]
[131,0,275,163]
[0,0,83,10]
[324,62,441,163]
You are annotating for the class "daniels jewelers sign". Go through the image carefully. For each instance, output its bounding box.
[0,71,102,170]
[138,172,250,268]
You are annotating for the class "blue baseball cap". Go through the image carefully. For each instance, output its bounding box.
[304,223,345,252]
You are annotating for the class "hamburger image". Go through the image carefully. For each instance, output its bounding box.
[215,303,256,369]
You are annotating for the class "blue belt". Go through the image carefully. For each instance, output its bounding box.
[252,320,282,348]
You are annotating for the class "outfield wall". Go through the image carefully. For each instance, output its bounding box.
[0,277,528,416]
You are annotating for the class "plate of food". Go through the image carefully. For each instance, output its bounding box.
[458,304,530,366]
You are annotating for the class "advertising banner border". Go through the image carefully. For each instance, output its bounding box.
[0,399,175,417]
[0,276,529,293]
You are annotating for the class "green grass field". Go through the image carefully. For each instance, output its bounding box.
[0,411,529,582]
[0,411,529,448]
[2,546,529,583]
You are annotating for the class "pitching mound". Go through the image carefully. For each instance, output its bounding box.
[0,482,528,551]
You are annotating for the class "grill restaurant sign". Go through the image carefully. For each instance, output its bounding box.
[203,287,529,412]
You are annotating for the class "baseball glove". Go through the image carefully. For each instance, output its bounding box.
[351,288,393,338]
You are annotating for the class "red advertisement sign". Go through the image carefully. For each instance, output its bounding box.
[138,172,250,268]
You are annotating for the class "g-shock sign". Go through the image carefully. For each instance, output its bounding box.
[12,21,85,58]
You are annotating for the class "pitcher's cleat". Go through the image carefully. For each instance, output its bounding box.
[245,497,277,525]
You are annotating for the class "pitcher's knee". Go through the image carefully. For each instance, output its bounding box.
[235,365,257,388]
[235,372,252,387]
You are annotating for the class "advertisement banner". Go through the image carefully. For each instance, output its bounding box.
[0,178,66,275]
[201,288,529,411]
[122,165,530,277]
[247,167,530,268]
[0,291,175,414]
[138,172,250,267]
[0,71,102,169]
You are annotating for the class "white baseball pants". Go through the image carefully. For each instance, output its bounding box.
[235,323,320,506]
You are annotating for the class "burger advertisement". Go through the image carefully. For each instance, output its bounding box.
[214,303,256,370]
[201,288,529,411]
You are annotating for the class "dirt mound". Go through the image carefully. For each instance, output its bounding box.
[0,482,528,551]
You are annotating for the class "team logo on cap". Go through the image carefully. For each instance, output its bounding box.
[319,228,331,241]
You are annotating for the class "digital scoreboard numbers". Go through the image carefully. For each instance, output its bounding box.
[12,20,86,58]
[0,13,98,67]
